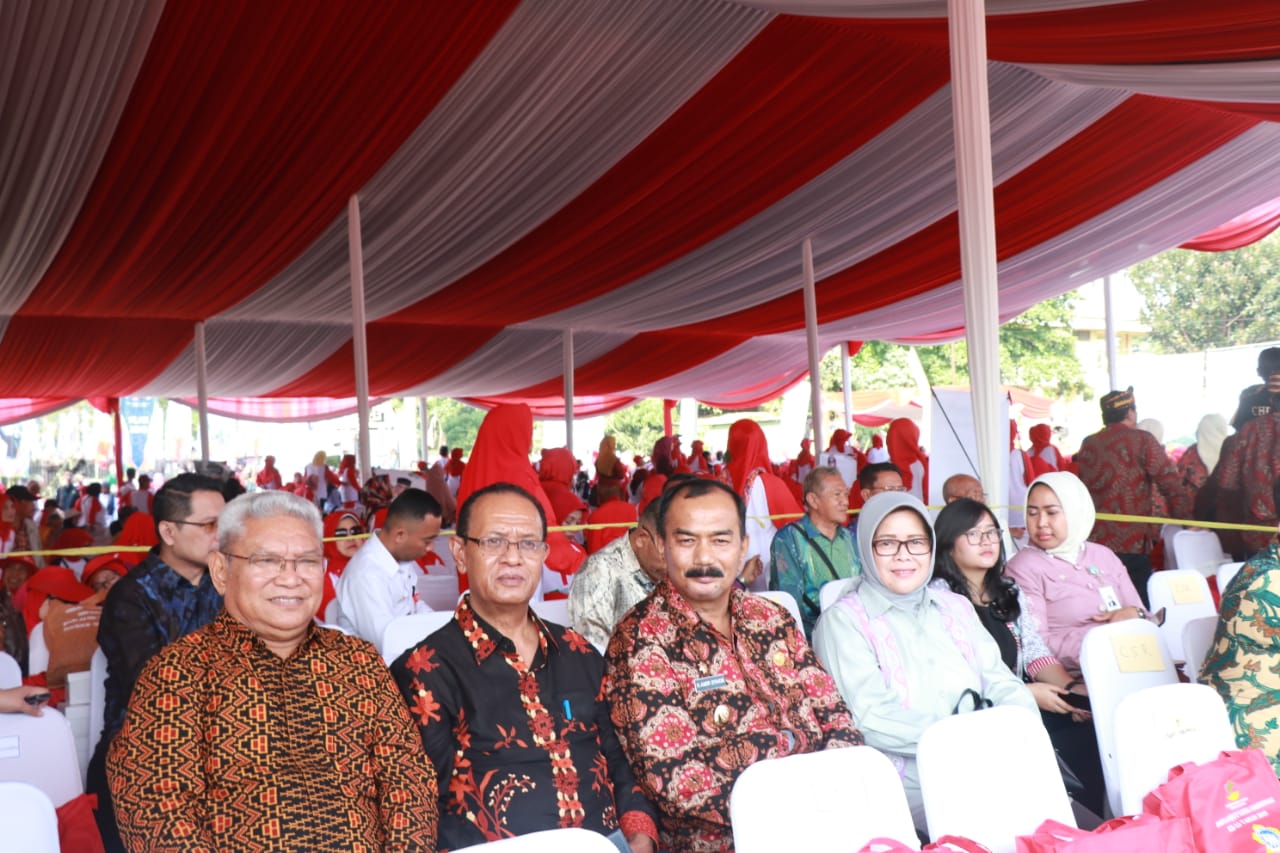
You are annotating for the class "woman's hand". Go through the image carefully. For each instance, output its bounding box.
[1029,682,1075,715]
[1091,606,1143,623]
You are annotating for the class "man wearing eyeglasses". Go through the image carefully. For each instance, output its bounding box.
[109,491,437,852]
[391,482,658,852]
[336,487,442,645]
[89,472,225,853]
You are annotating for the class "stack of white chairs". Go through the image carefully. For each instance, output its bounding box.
[1079,619,1180,817]
[1170,529,1230,578]
[0,782,60,852]
[451,827,618,851]
[918,705,1074,853]
[730,745,919,852]
[1147,570,1216,664]
[1113,682,1236,815]
[0,706,84,810]
[1180,615,1219,681]
[0,651,21,688]
[380,611,454,664]
[756,590,803,633]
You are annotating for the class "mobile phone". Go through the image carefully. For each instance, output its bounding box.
[23,692,50,707]
[1064,691,1091,711]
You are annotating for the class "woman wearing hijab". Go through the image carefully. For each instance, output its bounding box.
[886,418,928,503]
[866,433,889,464]
[1006,472,1148,674]
[822,429,858,489]
[334,454,361,509]
[725,419,803,591]
[594,436,628,498]
[318,510,363,621]
[638,435,678,513]
[1178,413,1228,492]
[0,494,17,555]
[114,511,159,550]
[584,483,636,554]
[813,492,1036,828]
[1028,424,1070,474]
[455,403,585,595]
[795,438,816,483]
[445,447,466,495]
[305,451,338,510]
[22,566,99,698]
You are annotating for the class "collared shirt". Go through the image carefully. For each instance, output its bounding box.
[96,550,223,748]
[606,582,862,853]
[108,612,436,852]
[769,515,860,638]
[567,532,655,650]
[337,532,427,645]
[1076,423,1190,554]
[390,596,656,851]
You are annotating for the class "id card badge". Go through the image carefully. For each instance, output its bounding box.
[1098,585,1121,612]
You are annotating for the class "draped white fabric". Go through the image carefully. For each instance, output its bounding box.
[729,0,1140,18]
[1024,59,1280,104]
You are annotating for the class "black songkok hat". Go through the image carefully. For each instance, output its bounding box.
[1100,387,1135,414]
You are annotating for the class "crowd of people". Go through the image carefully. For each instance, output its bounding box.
[4,361,1280,851]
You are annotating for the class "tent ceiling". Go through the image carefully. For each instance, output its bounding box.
[3,0,1279,420]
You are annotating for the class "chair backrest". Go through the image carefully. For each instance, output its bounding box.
[380,611,454,664]
[1113,682,1236,815]
[417,573,462,611]
[917,706,1073,853]
[819,577,854,612]
[1217,561,1244,596]
[0,782,60,852]
[1079,618,1179,817]
[89,647,108,758]
[1170,529,1227,578]
[756,590,803,633]
[450,827,619,851]
[0,651,20,689]
[1180,615,1219,682]
[1146,570,1217,663]
[730,745,919,852]
[530,597,571,628]
[27,622,48,675]
[0,706,85,807]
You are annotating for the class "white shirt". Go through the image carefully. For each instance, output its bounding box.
[335,533,429,645]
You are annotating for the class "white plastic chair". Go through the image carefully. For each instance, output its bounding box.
[450,827,618,851]
[530,597,571,628]
[0,651,21,688]
[417,574,462,611]
[819,577,854,612]
[756,590,803,633]
[918,705,1073,853]
[1147,570,1216,663]
[0,706,85,807]
[89,647,108,757]
[1079,619,1179,817]
[731,745,919,852]
[1170,529,1228,578]
[1113,682,1236,815]
[1180,615,1218,681]
[27,623,48,675]
[1217,561,1245,596]
[0,782,60,852]
[380,611,454,664]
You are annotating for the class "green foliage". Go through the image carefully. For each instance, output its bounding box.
[604,399,666,459]
[425,398,486,451]
[1130,233,1280,352]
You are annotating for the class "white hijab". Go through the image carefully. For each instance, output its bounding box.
[1026,471,1095,560]
[1195,413,1228,472]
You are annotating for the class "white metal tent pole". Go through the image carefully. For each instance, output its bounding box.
[563,329,574,455]
[193,321,210,463]
[840,341,853,432]
[802,239,824,453]
[419,398,430,464]
[948,0,1005,516]
[348,195,372,485]
[1103,274,1119,390]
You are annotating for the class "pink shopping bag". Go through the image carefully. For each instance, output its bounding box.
[1015,814,1195,853]
[1143,748,1280,852]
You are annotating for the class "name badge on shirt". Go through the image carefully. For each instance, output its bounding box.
[1098,585,1121,612]
[693,674,728,693]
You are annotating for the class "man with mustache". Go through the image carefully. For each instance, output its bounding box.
[605,478,862,852]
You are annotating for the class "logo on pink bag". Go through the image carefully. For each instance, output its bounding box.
[1252,824,1280,851]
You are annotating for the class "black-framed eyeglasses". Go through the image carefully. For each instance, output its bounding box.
[334,525,363,537]
[222,551,325,578]
[871,537,932,556]
[459,535,549,558]
[963,527,1001,545]
[170,519,218,534]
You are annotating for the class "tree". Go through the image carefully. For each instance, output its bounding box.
[425,398,486,451]
[1130,232,1280,352]
[604,399,666,459]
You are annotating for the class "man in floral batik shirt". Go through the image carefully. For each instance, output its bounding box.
[391,482,657,852]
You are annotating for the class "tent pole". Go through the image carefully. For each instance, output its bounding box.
[348,195,372,485]
[1103,274,1119,390]
[111,399,124,492]
[948,0,1004,516]
[194,321,210,463]
[563,329,574,455]
[419,397,430,465]
[840,341,853,432]
[802,238,824,453]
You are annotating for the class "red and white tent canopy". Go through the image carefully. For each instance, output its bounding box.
[3,0,1279,420]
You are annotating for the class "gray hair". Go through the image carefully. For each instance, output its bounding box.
[803,466,843,499]
[218,491,322,551]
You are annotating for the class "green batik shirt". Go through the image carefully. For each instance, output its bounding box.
[768,515,861,639]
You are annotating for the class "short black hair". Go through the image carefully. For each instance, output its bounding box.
[657,478,745,538]
[1259,347,1280,377]
[126,467,136,478]
[456,482,546,539]
[384,488,443,528]
[858,462,902,490]
[152,473,224,538]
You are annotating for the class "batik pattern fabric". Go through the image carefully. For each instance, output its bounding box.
[1177,444,1210,492]
[1201,543,1280,774]
[768,515,861,638]
[390,595,656,852]
[606,582,863,853]
[1075,424,1191,555]
[1208,412,1280,556]
[567,533,655,650]
[107,612,437,852]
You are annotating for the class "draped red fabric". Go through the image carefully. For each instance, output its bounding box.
[0,318,188,397]
[461,396,639,419]
[0,398,79,427]
[726,419,802,530]
[1181,197,1280,251]
[538,448,577,487]
[21,1,519,323]
[675,97,1258,337]
[382,20,950,327]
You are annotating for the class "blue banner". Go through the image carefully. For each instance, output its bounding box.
[121,397,156,468]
